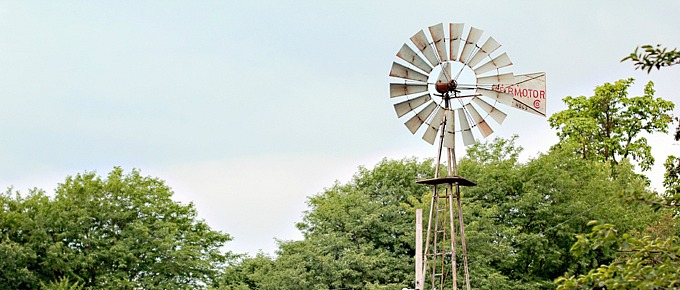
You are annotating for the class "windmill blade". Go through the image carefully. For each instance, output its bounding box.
[443,109,456,149]
[405,102,437,134]
[466,37,501,68]
[422,106,444,144]
[410,30,440,67]
[436,62,451,84]
[477,72,515,85]
[458,27,483,64]
[397,44,433,73]
[390,62,429,82]
[394,94,431,117]
[428,23,447,62]
[474,52,512,75]
[456,108,475,146]
[476,88,514,106]
[471,96,507,124]
[390,83,428,98]
[449,23,464,61]
[465,104,493,138]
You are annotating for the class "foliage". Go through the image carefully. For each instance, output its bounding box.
[216,158,434,289]
[555,221,680,289]
[215,253,274,290]
[664,155,680,200]
[459,138,657,289]
[555,43,680,290]
[548,78,675,171]
[622,44,680,73]
[40,277,84,290]
[220,138,660,289]
[277,158,434,289]
[620,154,680,210]
[676,119,680,142]
[663,120,680,208]
[0,168,232,289]
[622,44,680,188]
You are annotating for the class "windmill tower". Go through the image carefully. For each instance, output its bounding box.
[388,23,546,290]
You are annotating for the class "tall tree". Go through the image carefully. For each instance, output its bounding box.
[548,78,675,171]
[623,43,680,142]
[554,49,680,288]
[216,158,435,289]
[623,44,680,196]
[555,219,680,289]
[459,138,657,289]
[275,158,434,289]
[219,139,659,289]
[0,168,233,289]
[0,189,47,288]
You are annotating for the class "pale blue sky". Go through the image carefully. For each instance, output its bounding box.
[1,1,679,255]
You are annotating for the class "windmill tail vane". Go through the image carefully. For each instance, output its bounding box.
[388,22,546,290]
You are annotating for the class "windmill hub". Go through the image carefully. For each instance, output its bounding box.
[435,79,458,94]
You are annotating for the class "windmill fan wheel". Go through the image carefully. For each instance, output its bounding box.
[389,22,518,148]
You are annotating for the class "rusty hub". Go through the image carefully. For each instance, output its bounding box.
[435,79,458,95]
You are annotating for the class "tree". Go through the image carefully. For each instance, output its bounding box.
[215,253,274,290]
[623,43,680,142]
[661,110,680,208]
[219,138,660,289]
[553,49,680,289]
[273,158,435,289]
[216,158,435,289]
[458,138,658,289]
[623,44,680,196]
[40,277,84,290]
[622,43,680,208]
[0,168,233,289]
[555,220,680,289]
[548,78,675,171]
[0,188,50,289]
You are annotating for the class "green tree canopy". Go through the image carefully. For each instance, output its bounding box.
[220,138,660,289]
[268,158,435,289]
[458,138,658,289]
[623,44,680,196]
[556,220,680,289]
[0,167,232,289]
[548,78,675,171]
[556,45,680,289]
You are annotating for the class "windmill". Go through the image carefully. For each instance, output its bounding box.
[388,23,546,290]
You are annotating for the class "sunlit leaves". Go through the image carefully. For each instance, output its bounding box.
[549,78,675,171]
[220,138,664,289]
[0,168,232,289]
[556,221,680,290]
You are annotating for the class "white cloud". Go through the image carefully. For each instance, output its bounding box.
[153,153,376,254]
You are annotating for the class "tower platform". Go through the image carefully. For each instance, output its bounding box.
[416,176,476,187]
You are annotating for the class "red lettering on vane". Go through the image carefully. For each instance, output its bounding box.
[492,84,545,99]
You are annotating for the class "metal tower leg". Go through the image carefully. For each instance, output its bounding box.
[455,184,471,290]
[417,173,476,289]
[416,101,476,290]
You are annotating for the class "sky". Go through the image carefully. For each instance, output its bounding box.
[1,1,679,255]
